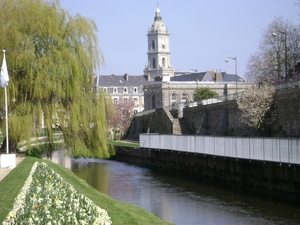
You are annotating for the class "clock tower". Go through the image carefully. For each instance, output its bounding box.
[144,7,174,80]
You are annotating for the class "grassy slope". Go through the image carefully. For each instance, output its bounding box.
[0,157,174,225]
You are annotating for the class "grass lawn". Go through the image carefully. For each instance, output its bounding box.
[109,140,139,148]
[0,157,174,225]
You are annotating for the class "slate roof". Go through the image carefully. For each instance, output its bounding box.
[222,72,244,82]
[171,72,207,81]
[94,75,150,87]
[94,72,245,87]
[170,72,244,83]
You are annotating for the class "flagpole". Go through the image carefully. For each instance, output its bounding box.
[4,86,8,154]
[0,50,9,154]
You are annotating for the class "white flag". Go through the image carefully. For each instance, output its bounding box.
[0,51,8,88]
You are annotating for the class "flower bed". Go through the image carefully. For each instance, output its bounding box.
[3,162,112,225]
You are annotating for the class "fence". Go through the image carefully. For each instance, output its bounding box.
[140,134,300,165]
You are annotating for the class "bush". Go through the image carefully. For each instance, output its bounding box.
[25,148,42,159]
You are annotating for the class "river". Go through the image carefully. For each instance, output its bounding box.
[50,150,300,225]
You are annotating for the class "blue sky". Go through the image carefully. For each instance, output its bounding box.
[59,0,299,80]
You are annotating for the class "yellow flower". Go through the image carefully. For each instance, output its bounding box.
[36,179,39,183]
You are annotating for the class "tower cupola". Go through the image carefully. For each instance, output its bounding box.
[150,8,167,34]
[144,7,174,80]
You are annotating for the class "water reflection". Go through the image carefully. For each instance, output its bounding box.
[49,151,300,225]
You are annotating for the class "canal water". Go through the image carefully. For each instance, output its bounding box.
[50,151,300,225]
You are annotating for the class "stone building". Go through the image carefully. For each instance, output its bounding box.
[94,74,148,113]
[95,7,251,112]
[143,70,249,110]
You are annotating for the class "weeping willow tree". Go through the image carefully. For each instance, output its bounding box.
[0,0,111,158]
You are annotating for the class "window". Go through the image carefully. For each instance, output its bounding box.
[182,93,188,102]
[124,98,128,103]
[152,40,155,50]
[152,58,156,69]
[133,87,138,93]
[113,87,118,93]
[113,98,117,104]
[171,93,177,104]
[162,44,165,49]
[102,87,107,92]
[152,95,155,109]
[134,98,138,107]
[124,87,127,93]
[162,58,166,68]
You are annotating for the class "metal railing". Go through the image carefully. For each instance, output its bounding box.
[140,134,300,165]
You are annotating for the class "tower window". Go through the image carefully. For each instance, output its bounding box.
[162,58,166,68]
[152,40,155,50]
[162,44,165,49]
[152,58,156,69]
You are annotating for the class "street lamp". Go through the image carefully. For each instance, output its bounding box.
[225,56,238,96]
[272,30,287,81]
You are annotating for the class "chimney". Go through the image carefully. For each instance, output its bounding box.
[124,73,129,81]
[215,72,222,82]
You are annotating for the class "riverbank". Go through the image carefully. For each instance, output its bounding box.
[0,156,173,225]
[112,146,300,195]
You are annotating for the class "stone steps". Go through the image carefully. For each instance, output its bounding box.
[173,118,190,135]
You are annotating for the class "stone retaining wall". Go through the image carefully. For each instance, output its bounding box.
[113,147,300,195]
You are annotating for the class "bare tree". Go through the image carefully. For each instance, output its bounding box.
[237,82,275,132]
[113,97,135,134]
[245,17,300,83]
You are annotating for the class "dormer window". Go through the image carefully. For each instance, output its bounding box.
[103,87,107,92]
[133,87,138,93]
[124,87,127,93]
[113,87,118,93]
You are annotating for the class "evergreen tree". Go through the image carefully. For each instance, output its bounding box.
[193,87,218,101]
[0,0,110,158]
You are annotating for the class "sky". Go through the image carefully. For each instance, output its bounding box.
[58,0,299,80]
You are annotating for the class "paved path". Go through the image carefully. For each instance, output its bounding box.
[0,156,24,182]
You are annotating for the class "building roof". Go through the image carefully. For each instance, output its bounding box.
[94,74,150,87]
[171,72,208,82]
[170,71,244,83]
[221,72,244,82]
[94,71,245,88]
